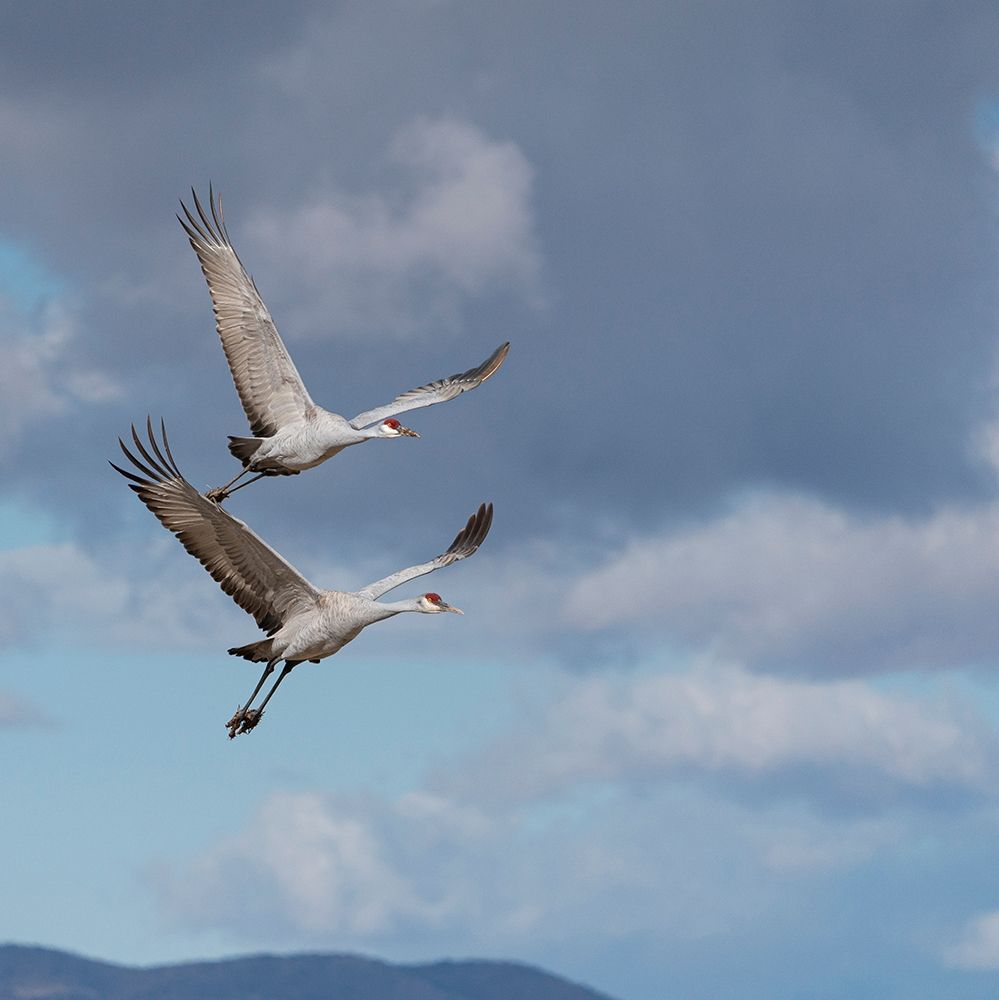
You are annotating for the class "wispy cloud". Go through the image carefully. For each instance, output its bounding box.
[944,910,999,970]
[0,689,50,728]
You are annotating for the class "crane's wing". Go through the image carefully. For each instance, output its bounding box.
[110,419,322,635]
[348,342,509,429]
[179,187,315,437]
[355,503,493,600]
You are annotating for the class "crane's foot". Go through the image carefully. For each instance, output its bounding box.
[205,487,229,504]
[238,709,263,734]
[226,706,263,739]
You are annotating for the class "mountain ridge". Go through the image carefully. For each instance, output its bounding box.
[0,944,619,1000]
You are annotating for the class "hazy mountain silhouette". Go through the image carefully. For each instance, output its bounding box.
[0,945,619,1000]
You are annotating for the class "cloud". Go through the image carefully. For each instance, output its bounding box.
[151,790,486,943]
[149,660,998,953]
[0,298,75,441]
[146,768,940,956]
[0,538,245,653]
[564,493,999,675]
[0,290,121,455]
[0,543,123,648]
[944,910,999,970]
[152,783,781,948]
[0,689,50,728]
[446,661,997,807]
[243,116,542,337]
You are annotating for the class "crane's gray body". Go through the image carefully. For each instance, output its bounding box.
[266,590,402,662]
[238,409,377,473]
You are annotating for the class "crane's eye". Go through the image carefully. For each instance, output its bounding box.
[383,419,401,429]
[425,593,442,604]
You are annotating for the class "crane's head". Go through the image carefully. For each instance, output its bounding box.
[379,418,420,439]
[419,592,463,614]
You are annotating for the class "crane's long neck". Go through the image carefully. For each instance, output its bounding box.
[364,597,425,624]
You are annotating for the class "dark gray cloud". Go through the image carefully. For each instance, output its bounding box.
[0,1,313,96]
[3,0,999,599]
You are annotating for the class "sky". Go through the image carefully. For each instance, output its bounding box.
[7,2,999,998]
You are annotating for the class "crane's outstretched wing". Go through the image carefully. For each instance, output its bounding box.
[179,187,315,437]
[110,419,322,634]
[349,342,510,429]
[355,503,493,600]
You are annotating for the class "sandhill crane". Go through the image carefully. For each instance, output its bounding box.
[178,188,510,502]
[111,419,493,738]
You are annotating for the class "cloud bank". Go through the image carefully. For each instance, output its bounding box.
[151,661,997,951]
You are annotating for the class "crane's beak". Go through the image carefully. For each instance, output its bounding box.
[400,425,420,438]
[440,602,463,615]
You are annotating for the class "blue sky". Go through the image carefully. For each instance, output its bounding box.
[6,3,999,998]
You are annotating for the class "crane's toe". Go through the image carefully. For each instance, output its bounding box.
[205,487,229,504]
[225,706,264,738]
[226,705,250,739]
[237,709,263,734]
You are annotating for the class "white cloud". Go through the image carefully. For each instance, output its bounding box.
[564,492,999,674]
[447,661,996,806]
[944,910,999,969]
[151,790,486,943]
[244,116,542,337]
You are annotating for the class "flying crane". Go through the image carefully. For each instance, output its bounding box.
[112,420,493,737]
[178,188,509,502]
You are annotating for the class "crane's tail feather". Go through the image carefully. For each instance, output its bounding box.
[227,435,263,466]
[228,639,276,663]
[227,436,300,476]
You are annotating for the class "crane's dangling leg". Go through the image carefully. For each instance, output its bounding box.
[226,657,278,738]
[205,467,260,504]
[205,468,248,503]
[218,472,268,499]
[234,661,298,736]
